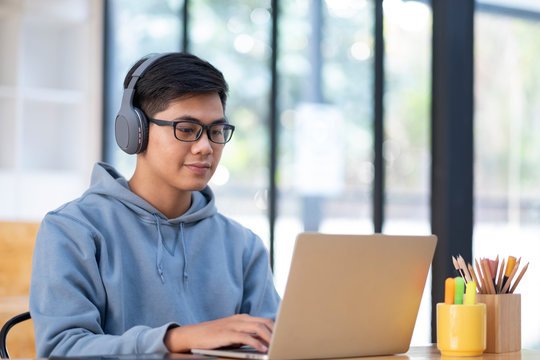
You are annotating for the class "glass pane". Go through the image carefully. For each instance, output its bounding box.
[275,0,374,292]
[106,0,183,176]
[475,11,540,349]
[383,0,432,345]
[189,0,272,247]
[383,0,431,236]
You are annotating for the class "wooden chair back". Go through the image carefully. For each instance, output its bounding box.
[0,221,39,358]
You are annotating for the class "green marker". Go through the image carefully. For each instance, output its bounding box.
[454,276,465,304]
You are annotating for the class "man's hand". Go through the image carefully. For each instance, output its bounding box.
[164,314,274,353]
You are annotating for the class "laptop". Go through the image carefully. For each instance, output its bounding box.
[192,233,437,360]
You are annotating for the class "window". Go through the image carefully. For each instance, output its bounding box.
[383,0,431,236]
[383,0,432,344]
[104,0,183,175]
[104,0,540,347]
[474,4,540,348]
[274,0,374,292]
[188,0,273,251]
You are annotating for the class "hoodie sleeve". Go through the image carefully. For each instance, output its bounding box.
[29,212,173,357]
[239,232,281,319]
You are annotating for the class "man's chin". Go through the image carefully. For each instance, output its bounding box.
[188,182,209,192]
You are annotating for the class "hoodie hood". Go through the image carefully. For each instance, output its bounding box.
[86,162,218,283]
[87,162,218,224]
[30,161,281,357]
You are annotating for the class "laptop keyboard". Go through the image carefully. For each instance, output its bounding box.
[228,346,267,355]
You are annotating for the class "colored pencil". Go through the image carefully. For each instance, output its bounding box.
[481,258,496,294]
[509,262,529,294]
[496,258,505,293]
[501,258,521,294]
[475,259,486,294]
[468,263,480,292]
[458,255,472,283]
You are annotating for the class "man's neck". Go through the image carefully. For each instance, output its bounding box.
[128,175,193,219]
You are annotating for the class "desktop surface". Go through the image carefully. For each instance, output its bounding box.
[404,345,534,360]
[39,346,540,360]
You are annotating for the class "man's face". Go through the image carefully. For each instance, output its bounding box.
[139,92,226,193]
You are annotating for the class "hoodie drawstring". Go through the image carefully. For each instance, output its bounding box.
[153,214,188,284]
[179,222,188,281]
[153,214,165,283]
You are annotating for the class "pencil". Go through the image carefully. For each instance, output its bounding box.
[458,255,472,283]
[493,255,499,290]
[509,262,529,294]
[468,263,480,292]
[496,258,505,293]
[501,258,521,294]
[501,256,516,291]
[475,259,486,294]
[488,259,497,291]
[452,256,465,279]
[481,258,496,294]
[479,258,492,294]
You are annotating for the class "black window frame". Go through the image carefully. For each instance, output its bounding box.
[102,0,540,342]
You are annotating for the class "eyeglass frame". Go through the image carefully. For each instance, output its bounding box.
[148,118,235,144]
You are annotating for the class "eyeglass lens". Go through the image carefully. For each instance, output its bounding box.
[174,122,233,143]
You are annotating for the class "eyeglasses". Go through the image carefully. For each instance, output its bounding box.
[149,119,235,144]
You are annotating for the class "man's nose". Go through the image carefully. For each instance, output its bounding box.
[192,129,213,153]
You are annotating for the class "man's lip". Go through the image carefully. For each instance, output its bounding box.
[186,162,211,168]
[185,163,212,174]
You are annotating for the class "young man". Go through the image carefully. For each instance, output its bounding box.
[29,52,280,357]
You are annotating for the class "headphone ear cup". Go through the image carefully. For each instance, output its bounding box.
[115,104,148,154]
[115,53,171,154]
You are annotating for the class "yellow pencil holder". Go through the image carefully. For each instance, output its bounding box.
[437,303,486,356]
[476,294,521,353]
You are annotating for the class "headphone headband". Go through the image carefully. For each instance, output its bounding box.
[115,52,173,154]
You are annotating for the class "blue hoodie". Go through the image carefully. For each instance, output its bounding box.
[29,162,280,357]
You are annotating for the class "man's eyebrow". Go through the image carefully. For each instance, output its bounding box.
[173,115,228,124]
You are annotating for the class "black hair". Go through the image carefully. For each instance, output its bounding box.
[124,52,229,118]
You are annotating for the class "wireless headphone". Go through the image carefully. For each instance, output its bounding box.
[115,53,172,154]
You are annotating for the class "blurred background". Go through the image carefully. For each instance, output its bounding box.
[1,0,539,348]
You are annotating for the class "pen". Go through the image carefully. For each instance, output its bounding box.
[454,276,465,304]
[464,280,476,304]
[445,277,455,304]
